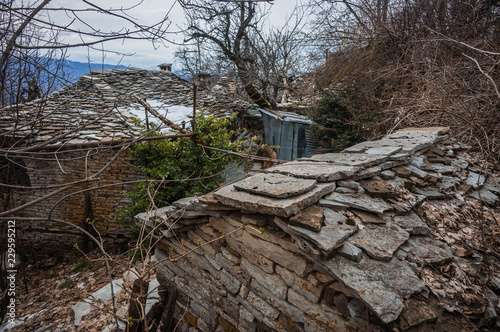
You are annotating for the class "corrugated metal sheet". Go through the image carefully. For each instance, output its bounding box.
[258,109,314,161]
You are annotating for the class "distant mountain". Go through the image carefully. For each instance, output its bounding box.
[64,60,130,82]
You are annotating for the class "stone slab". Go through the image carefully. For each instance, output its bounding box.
[437,176,461,191]
[265,161,359,182]
[287,208,358,253]
[323,192,393,216]
[359,180,398,198]
[351,209,386,224]
[172,196,208,211]
[319,255,426,323]
[484,175,500,194]
[413,187,452,200]
[385,212,430,235]
[234,173,317,198]
[288,205,325,231]
[394,126,449,135]
[399,299,438,330]
[470,188,499,206]
[397,237,453,265]
[347,223,409,261]
[317,199,348,210]
[337,242,363,262]
[90,279,124,303]
[299,153,389,168]
[214,182,336,218]
[72,302,91,326]
[364,146,402,156]
[429,163,457,175]
[465,171,486,189]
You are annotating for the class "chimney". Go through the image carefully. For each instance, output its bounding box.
[157,63,172,72]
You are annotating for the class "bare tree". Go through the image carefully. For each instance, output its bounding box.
[178,0,309,109]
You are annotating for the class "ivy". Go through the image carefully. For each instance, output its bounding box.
[120,111,244,219]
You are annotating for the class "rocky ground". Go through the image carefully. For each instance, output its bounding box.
[1,248,138,332]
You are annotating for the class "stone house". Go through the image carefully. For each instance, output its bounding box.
[136,127,500,331]
[0,68,256,254]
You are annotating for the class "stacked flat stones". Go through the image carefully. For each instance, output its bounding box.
[141,127,499,331]
[0,69,255,145]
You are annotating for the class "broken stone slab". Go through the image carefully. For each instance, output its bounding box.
[387,194,426,213]
[359,179,398,198]
[286,208,358,253]
[172,196,208,211]
[323,192,393,216]
[318,255,426,324]
[351,209,386,224]
[89,278,124,303]
[288,205,325,232]
[335,187,356,194]
[413,187,452,200]
[465,171,486,189]
[411,156,427,169]
[470,188,498,206]
[394,126,450,136]
[399,299,438,330]
[384,212,430,235]
[450,158,469,170]
[484,175,500,194]
[429,163,457,175]
[364,146,402,156]
[233,173,317,198]
[214,182,336,218]
[380,170,395,179]
[317,199,348,210]
[406,165,429,180]
[392,166,412,178]
[198,193,239,210]
[397,237,453,265]
[337,242,363,262]
[337,180,364,193]
[347,223,409,261]
[72,301,91,326]
[265,161,359,182]
[436,175,461,191]
[389,153,411,162]
[298,153,389,168]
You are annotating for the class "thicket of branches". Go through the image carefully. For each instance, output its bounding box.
[310,0,500,160]
[178,0,310,109]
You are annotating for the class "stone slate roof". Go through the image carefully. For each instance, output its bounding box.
[140,127,500,328]
[0,69,256,146]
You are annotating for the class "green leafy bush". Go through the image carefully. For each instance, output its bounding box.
[309,87,361,151]
[120,111,244,218]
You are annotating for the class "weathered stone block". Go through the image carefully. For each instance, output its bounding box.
[323,192,393,216]
[214,182,336,218]
[240,258,288,299]
[319,255,426,323]
[276,265,323,303]
[347,223,409,261]
[289,205,325,232]
[247,291,280,319]
[266,161,359,182]
[234,173,318,198]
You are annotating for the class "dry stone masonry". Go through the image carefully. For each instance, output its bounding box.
[138,127,500,331]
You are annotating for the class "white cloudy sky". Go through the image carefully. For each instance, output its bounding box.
[47,0,304,70]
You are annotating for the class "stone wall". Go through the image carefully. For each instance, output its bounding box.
[143,127,500,332]
[10,148,143,255]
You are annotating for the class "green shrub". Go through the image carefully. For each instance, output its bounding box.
[120,111,244,218]
[72,261,89,272]
[309,87,361,151]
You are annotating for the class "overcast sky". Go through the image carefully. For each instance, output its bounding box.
[49,0,303,70]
